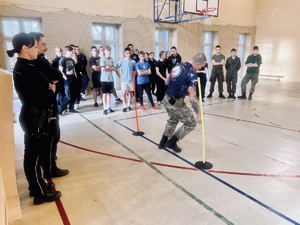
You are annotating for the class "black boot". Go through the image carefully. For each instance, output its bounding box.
[248,92,253,100]
[227,94,232,98]
[207,92,213,98]
[158,135,168,149]
[232,94,236,99]
[165,135,182,153]
[219,92,225,98]
[238,92,247,99]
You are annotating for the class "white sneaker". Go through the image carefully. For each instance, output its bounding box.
[74,104,79,110]
[80,93,86,99]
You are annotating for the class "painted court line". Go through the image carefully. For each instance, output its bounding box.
[80,114,234,225]
[113,119,300,225]
[59,141,300,179]
[47,178,71,225]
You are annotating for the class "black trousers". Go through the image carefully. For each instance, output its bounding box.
[156,77,167,102]
[196,75,207,100]
[20,109,48,196]
[41,117,60,176]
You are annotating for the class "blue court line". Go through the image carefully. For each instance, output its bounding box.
[80,114,234,225]
[113,119,300,225]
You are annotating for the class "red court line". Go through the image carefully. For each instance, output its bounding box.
[205,113,300,133]
[60,140,142,163]
[59,140,300,178]
[47,178,71,225]
[268,121,281,127]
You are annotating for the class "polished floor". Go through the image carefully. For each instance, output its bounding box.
[14,78,300,225]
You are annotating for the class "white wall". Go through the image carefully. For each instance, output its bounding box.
[256,0,300,81]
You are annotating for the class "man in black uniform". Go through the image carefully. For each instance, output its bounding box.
[29,32,69,179]
[8,32,61,204]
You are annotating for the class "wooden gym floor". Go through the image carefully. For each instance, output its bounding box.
[14,78,300,225]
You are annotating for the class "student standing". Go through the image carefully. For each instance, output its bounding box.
[59,46,78,113]
[196,62,208,102]
[238,46,262,100]
[100,45,118,115]
[117,47,136,112]
[89,46,102,107]
[225,48,241,99]
[155,51,169,107]
[135,51,159,110]
[207,45,226,98]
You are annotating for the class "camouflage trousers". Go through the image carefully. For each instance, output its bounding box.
[162,96,197,140]
[241,73,259,94]
[226,73,238,94]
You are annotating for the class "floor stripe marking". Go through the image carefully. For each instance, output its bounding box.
[80,114,234,225]
[47,178,71,225]
[113,119,300,225]
[59,141,300,178]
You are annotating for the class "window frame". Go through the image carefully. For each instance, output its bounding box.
[0,17,42,71]
[155,29,171,60]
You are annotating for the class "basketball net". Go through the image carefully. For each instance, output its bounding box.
[199,8,216,26]
[204,14,213,26]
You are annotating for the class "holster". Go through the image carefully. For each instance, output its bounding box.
[31,106,53,130]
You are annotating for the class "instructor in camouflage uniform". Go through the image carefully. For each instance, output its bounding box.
[158,53,207,153]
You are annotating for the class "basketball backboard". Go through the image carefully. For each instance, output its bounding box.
[183,0,219,17]
[153,0,219,24]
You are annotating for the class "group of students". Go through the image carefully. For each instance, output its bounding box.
[205,45,262,101]
[7,32,70,205]
[81,44,184,115]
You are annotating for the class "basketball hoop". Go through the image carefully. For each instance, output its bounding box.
[199,8,216,26]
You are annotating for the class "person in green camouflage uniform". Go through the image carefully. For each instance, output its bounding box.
[207,45,226,98]
[158,53,207,153]
[225,48,241,99]
[238,46,262,100]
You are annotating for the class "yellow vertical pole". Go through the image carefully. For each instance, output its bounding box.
[197,77,206,163]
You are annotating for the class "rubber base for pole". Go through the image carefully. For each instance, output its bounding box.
[195,161,213,170]
[132,131,145,136]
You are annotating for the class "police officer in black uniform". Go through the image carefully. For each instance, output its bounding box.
[29,32,69,179]
[7,32,61,204]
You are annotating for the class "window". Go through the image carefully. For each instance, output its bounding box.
[202,31,213,78]
[238,34,246,77]
[155,29,170,60]
[92,23,119,88]
[92,23,118,60]
[1,17,42,71]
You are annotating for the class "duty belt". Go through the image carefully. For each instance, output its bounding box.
[166,95,184,107]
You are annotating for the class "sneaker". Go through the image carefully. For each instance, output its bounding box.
[152,105,159,110]
[33,191,61,205]
[122,108,127,112]
[140,105,146,110]
[80,93,86,99]
[103,109,107,115]
[108,108,114,113]
[94,102,98,107]
[115,97,122,102]
[127,106,132,111]
[74,104,79,110]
